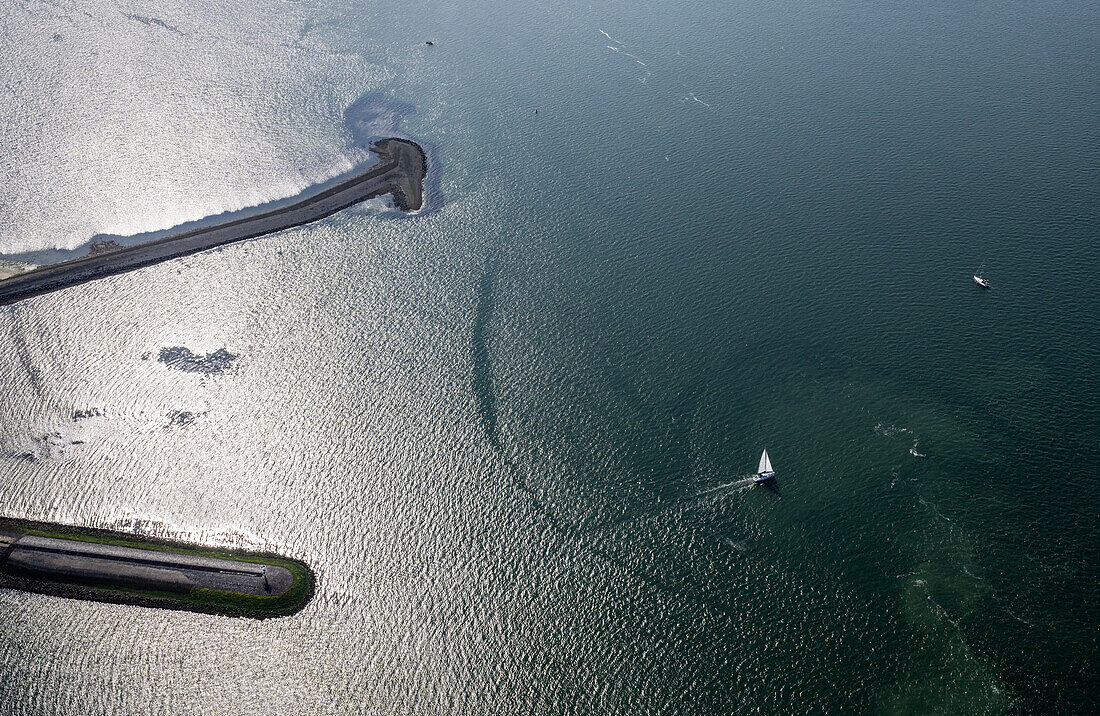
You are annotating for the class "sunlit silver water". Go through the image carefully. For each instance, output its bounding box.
[2,0,1097,712]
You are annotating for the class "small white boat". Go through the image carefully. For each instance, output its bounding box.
[753,449,775,483]
[973,264,990,288]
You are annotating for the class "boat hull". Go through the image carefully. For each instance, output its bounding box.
[753,472,775,483]
[973,275,990,288]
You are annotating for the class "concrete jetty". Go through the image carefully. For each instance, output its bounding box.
[0,138,427,307]
[2,534,294,596]
[0,519,314,618]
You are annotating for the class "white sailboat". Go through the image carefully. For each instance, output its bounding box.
[753,449,775,483]
[973,264,990,288]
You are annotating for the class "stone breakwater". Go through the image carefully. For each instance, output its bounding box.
[0,518,315,619]
[0,138,427,306]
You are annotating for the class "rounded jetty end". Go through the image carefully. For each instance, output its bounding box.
[370,138,428,212]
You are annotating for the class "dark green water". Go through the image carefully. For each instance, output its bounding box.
[0,0,1096,712]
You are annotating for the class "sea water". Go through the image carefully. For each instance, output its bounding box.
[0,0,1097,712]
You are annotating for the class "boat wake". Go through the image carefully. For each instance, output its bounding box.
[597,29,651,83]
[696,476,756,495]
[874,422,928,458]
[598,28,623,44]
[684,92,712,108]
[873,422,911,438]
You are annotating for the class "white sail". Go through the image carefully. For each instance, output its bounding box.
[758,449,773,474]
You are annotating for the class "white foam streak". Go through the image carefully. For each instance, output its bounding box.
[685,93,712,108]
[598,29,622,44]
[696,476,756,495]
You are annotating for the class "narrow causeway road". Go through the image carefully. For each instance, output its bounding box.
[1,533,294,596]
[0,138,427,306]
